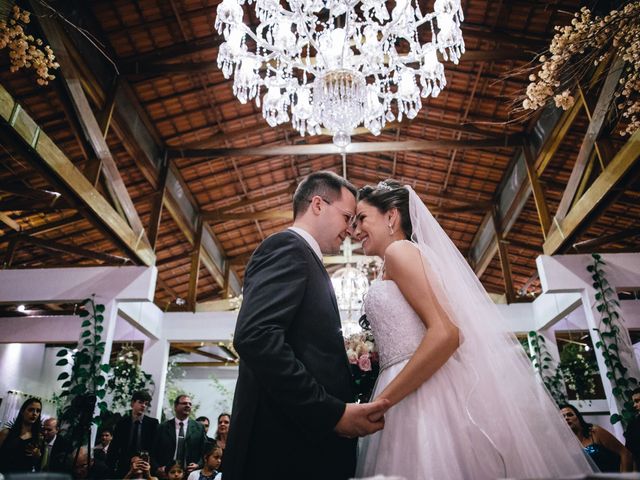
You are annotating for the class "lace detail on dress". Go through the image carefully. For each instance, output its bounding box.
[364,279,426,370]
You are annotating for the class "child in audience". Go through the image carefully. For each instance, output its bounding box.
[186,445,222,480]
[166,462,185,480]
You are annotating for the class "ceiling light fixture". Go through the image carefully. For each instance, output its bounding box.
[215,0,465,146]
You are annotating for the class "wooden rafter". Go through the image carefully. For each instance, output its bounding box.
[168,135,521,158]
[0,83,156,266]
[31,2,152,254]
[543,129,640,255]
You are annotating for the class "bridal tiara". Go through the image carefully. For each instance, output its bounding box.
[377,181,394,191]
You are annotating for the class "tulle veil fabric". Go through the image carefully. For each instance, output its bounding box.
[357,186,594,478]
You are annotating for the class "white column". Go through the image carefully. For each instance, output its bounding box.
[141,338,170,420]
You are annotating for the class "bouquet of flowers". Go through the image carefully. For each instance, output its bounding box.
[345,330,380,403]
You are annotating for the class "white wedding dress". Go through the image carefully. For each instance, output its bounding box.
[355,273,594,480]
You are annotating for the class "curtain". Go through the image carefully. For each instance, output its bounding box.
[0,390,56,428]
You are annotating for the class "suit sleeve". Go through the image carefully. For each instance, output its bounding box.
[233,233,345,434]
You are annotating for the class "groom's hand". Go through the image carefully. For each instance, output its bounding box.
[334,399,390,438]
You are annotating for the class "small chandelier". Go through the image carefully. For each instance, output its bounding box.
[215,0,465,146]
[331,265,369,312]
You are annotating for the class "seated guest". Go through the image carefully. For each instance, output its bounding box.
[68,447,92,479]
[93,427,113,478]
[153,395,206,478]
[196,416,215,445]
[124,454,158,480]
[561,403,633,472]
[213,414,230,451]
[186,445,222,480]
[41,417,71,473]
[0,397,43,473]
[108,390,159,478]
[625,387,640,470]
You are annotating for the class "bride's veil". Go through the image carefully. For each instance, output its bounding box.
[405,185,593,476]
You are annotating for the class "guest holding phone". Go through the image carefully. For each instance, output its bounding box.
[0,397,43,474]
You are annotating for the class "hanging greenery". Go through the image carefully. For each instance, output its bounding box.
[588,253,639,426]
[106,345,154,414]
[55,296,111,448]
[528,331,567,404]
[559,342,598,401]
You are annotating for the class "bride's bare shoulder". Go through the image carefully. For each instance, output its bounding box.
[384,240,421,269]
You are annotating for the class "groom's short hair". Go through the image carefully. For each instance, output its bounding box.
[293,171,356,219]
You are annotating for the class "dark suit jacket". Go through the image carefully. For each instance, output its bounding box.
[152,418,206,471]
[223,230,357,480]
[44,435,70,473]
[107,414,159,477]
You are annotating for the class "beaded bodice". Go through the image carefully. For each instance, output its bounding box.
[364,279,426,370]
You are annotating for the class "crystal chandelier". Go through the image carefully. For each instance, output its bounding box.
[215,0,465,146]
[331,265,369,312]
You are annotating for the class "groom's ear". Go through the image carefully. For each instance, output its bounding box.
[309,195,324,216]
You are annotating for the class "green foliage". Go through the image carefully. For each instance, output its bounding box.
[56,296,111,449]
[589,253,638,427]
[209,373,233,414]
[106,346,154,414]
[528,331,567,404]
[559,343,598,401]
[162,359,200,421]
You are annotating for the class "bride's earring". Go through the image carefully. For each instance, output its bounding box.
[388,223,394,235]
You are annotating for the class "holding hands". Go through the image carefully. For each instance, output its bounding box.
[335,398,390,438]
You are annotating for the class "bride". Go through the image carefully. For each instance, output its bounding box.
[353,180,594,479]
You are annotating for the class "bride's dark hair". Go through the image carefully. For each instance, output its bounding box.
[357,180,412,331]
[357,179,412,239]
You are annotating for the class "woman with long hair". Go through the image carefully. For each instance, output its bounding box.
[560,403,633,472]
[353,180,594,479]
[0,397,43,473]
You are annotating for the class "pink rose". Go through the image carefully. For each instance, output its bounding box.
[346,349,358,364]
[358,353,372,372]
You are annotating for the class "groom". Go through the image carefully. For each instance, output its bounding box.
[223,171,389,480]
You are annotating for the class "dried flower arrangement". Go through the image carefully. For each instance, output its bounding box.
[0,4,59,85]
[523,2,640,136]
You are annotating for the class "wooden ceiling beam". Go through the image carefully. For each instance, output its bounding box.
[543,129,640,255]
[0,213,85,246]
[204,210,293,223]
[0,83,156,266]
[122,47,534,77]
[56,1,242,296]
[17,233,129,264]
[31,2,153,256]
[168,134,521,158]
[552,58,623,224]
[572,227,640,252]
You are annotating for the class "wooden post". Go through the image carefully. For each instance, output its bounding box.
[522,143,551,239]
[492,208,516,304]
[187,218,204,311]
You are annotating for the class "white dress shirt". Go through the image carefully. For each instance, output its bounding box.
[289,226,322,260]
[174,417,189,459]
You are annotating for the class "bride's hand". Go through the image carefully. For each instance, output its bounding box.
[335,399,390,438]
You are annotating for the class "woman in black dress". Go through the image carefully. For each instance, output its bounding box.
[0,397,43,473]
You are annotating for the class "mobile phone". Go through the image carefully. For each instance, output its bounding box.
[139,451,150,463]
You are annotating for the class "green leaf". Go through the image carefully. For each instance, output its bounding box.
[100,364,110,372]
[81,330,91,338]
[528,331,536,337]
[56,349,68,357]
[81,320,91,327]
[587,265,595,272]
[96,376,105,386]
[595,341,603,348]
[597,304,605,312]
[595,292,602,300]
[592,253,601,260]
[57,372,69,380]
[95,315,104,323]
[96,390,106,399]
[96,304,105,313]
[612,387,622,396]
[78,309,89,317]
[610,413,621,424]
[61,380,71,389]
[56,358,68,366]
[96,326,104,333]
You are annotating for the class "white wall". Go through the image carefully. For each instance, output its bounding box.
[163,364,237,422]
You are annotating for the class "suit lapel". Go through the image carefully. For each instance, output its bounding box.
[287,230,341,319]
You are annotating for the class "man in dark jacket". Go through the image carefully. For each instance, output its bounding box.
[107,390,159,478]
[223,171,389,480]
[153,395,207,478]
[41,418,70,473]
